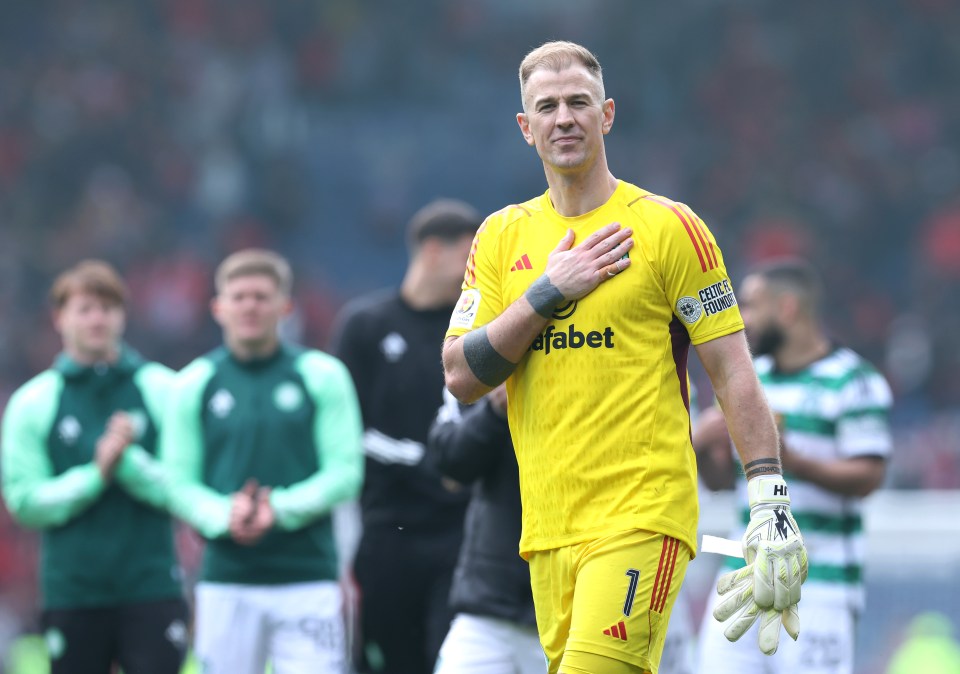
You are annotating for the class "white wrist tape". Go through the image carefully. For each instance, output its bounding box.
[747,475,791,509]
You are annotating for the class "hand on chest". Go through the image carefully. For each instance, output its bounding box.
[502,235,660,327]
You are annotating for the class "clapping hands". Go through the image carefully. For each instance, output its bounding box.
[229,479,275,545]
[94,411,135,481]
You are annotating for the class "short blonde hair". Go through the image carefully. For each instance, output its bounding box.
[518,41,604,109]
[50,260,127,309]
[215,248,293,296]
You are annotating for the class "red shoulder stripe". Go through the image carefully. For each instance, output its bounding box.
[678,203,717,270]
[642,196,707,272]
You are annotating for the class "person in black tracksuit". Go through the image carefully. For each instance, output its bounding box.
[427,385,544,674]
[329,198,482,674]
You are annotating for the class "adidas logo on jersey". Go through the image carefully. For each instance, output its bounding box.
[529,324,615,355]
[603,620,628,641]
[510,254,533,271]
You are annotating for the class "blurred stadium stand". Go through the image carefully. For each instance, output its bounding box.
[1,1,958,671]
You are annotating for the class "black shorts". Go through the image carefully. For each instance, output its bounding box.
[353,527,462,674]
[41,597,189,674]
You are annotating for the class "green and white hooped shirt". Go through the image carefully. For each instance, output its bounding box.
[727,346,893,611]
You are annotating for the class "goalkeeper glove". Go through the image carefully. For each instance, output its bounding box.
[713,560,801,654]
[713,474,808,654]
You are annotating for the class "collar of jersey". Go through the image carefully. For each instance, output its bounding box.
[225,343,287,370]
[542,179,626,224]
[53,343,143,378]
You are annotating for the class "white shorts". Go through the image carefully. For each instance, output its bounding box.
[695,580,854,674]
[434,613,546,674]
[194,580,346,674]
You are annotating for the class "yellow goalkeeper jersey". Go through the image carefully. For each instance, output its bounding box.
[446,181,744,557]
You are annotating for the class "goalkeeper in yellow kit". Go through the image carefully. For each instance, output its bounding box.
[442,41,808,674]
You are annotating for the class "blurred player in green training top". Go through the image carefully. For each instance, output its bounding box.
[161,248,364,674]
[1,260,187,674]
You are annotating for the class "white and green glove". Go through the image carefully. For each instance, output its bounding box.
[713,475,808,655]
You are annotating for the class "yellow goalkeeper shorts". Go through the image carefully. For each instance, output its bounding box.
[529,529,690,673]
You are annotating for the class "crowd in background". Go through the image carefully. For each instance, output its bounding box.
[1,0,959,663]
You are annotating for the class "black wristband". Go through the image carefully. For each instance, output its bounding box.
[463,326,517,387]
[525,275,565,319]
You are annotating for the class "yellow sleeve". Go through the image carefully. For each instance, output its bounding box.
[645,196,744,345]
[446,217,504,339]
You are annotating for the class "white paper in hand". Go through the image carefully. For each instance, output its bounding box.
[701,535,744,559]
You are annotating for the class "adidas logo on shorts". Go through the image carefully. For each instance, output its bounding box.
[603,620,628,641]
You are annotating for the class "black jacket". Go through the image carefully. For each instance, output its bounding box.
[329,289,468,533]
[426,393,536,626]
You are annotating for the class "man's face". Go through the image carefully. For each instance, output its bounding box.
[212,274,290,350]
[517,64,613,173]
[738,274,785,356]
[54,292,125,361]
